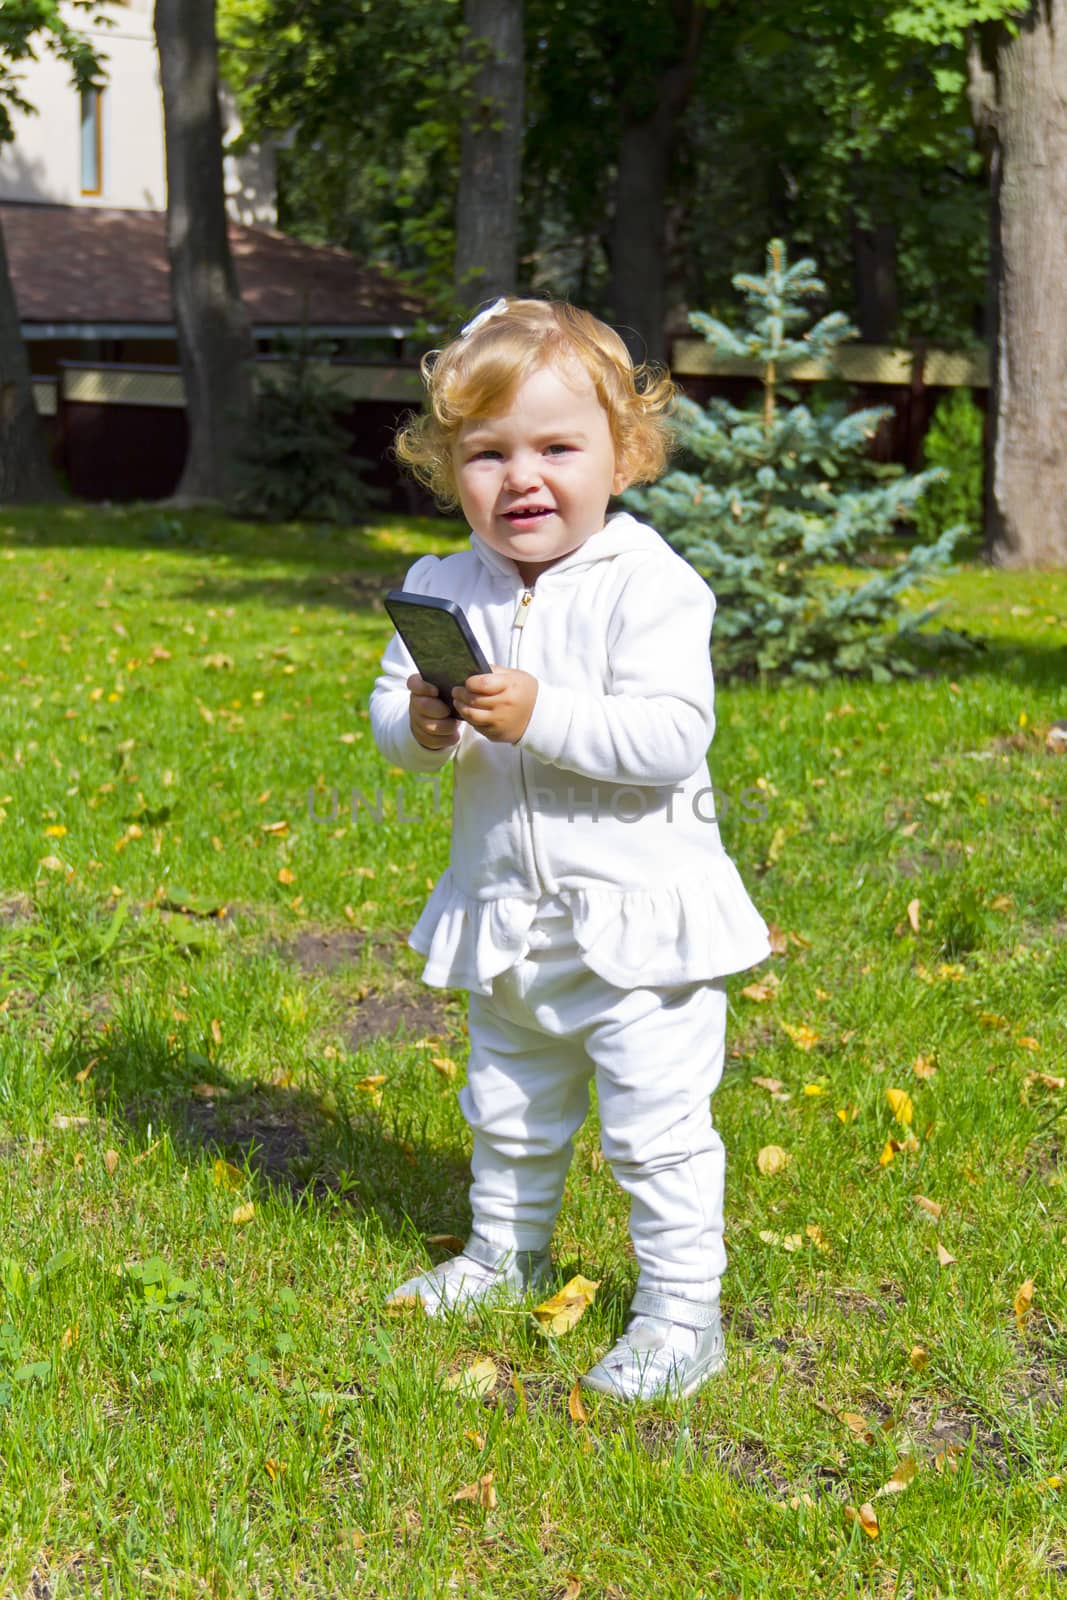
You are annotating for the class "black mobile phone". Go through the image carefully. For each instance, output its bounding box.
[384,590,493,713]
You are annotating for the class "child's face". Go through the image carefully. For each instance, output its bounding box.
[451,362,628,584]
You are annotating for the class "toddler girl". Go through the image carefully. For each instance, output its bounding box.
[370,297,771,1400]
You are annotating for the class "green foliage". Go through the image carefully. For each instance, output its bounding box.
[231,348,382,525]
[913,387,985,543]
[626,240,968,682]
[0,0,105,141]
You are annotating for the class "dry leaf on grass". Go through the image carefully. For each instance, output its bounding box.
[213,1158,245,1192]
[766,923,789,955]
[232,1201,255,1226]
[805,1223,831,1253]
[835,1105,860,1124]
[913,1054,937,1080]
[425,1233,466,1253]
[559,1579,582,1600]
[758,1230,803,1252]
[264,1458,287,1481]
[443,1358,498,1398]
[886,1088,914,1126]
[742,975,780,1002]
[934,1445,964,1474]
[431,1055,458,1080]
[875,1457,918,1497]
[912,1194,942,1219]
[532,1276,599,1336]
[780,1020,820,1052]
[936,1240,956,1267]
[906,899,921,933]
[752,1075,787,1095]
[756,1144,791,1176]
[51,1114,90,1131]
[1013,1278,1035,1332]
[909,1346,929,1371]
[845,1502,879,1539]
[1026,1072,1066,1091]
[452,1472,497,1510]
[568,1380,589,1424]
[837,1411,876,1444]
[103,1148,120,1176]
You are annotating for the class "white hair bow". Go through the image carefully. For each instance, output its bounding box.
[460,296,509,339]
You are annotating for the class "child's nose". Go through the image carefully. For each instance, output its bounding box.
[503,450,543,492]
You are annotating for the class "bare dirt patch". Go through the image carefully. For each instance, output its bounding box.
[342,989,450,1048]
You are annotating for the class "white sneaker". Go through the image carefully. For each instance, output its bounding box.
[581,1289,726,1401]
[385,1233,552,1318]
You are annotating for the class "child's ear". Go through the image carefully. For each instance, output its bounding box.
[611,457,634,496]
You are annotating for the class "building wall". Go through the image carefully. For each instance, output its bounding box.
[0,0,274,221]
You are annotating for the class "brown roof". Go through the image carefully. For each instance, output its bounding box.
[1,202,423,329]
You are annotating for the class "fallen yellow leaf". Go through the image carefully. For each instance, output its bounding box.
[464,1430,485,1449]
[906,898,921,933]
[933,1445,964,1474]
[802,1083,825,1097]
[838,1411,876,1444]
[277,866,295,885]
[912,1194,942,1219]
[425,1233,466,1253]
[742,975,780,1002]
[912,1054,938,1080]
[532,1276,599,1336]
[103,1148,120,1177]
[758,1230,803,1252]
[211,1018,223,1046]
[51,1114,90,1130]
[431,1054,458,1080]
[567,1379,589,1424]
[1013,1278,1034,1333]
[886,1088,913,1126]
[1016,1036,1040,1052]
[264,1458,287,1481]
[936,1239,956,1267]
[879,1137,898,1167]
[444,1357,498,1398]
[756,1144,791,1176]
[213,1158,245,1192]
[835,1105,860,1124]
[232,1201,255,1225]
[876,1456,918,1497]
[845,1502,879,1539]
[752,1075,786,1095]
[805,1223,831,1253]
[909,1345,929,1371]
[780,1020,820,1052]
[452,1471,497,1510]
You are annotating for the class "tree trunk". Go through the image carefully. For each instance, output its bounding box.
[0,217,60,503]
[454,0,524,308]
[609,2,705,366]
[968,5,1067,568]
[154,0,254,504]
[851,213,898,345]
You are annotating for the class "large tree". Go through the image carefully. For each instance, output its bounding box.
[154,0,254,503]
[454,0,524,306]
[967,4,1067,567]
[0,2,102,502]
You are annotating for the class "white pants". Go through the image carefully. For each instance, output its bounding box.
[458,908,728,1303]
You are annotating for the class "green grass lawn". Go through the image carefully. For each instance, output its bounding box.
[0,502,1063,1598]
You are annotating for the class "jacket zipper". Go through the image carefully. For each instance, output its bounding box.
[510,588,543,893]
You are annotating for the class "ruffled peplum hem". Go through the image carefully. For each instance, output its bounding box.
[408,862,772,994]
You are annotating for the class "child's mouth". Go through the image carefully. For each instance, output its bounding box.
[504,507,555,524]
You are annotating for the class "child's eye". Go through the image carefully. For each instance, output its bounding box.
[469,449,502,462]
[544,443,574,456]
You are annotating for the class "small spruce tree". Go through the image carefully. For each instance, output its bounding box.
[625,241,966,681]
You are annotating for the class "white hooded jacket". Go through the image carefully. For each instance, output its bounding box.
[370,512,771,993]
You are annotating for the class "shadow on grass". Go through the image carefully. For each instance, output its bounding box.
[0,503,466,573]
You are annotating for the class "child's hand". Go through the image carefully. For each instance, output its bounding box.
[408,674,461,750]
[452,669,537,744]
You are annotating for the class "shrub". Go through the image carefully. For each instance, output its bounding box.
[912,387,984,544]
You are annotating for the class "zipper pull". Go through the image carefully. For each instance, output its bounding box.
[513,590,533,628]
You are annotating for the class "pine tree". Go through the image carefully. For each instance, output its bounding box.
[625,241,968,681]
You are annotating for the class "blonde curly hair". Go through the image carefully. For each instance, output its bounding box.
[395,298,677,508]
